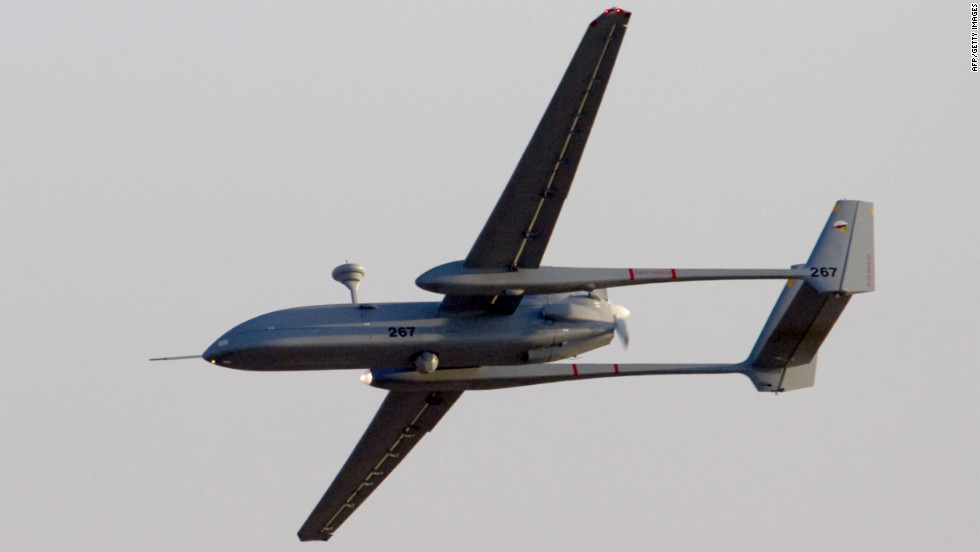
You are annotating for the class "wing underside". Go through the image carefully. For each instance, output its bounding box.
[442,9,631,313]
[299,9,633,543]
[297,390,463,542]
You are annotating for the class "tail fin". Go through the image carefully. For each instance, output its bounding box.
[804,200,875,294]
[742,200,875,392]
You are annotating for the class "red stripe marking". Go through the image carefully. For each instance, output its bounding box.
[628,268,635,280]
[614,364,619,374]
[671,268,676,279]
[572,364,578,376]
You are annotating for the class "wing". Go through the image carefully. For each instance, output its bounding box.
[442,9,631,313]
[297,390,463,542]
[465,9,630,270]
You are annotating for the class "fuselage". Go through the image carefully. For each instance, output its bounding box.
[203,292,618,371]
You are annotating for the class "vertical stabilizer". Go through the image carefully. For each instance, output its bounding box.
[742,279,850,392]
[742,200,875,392]
[805,200,875,294]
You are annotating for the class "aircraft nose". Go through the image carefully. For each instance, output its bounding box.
[202,338,232,366]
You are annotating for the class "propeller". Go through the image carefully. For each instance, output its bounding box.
[610,303,631,349]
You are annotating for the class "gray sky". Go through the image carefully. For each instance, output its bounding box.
[2,1,977,550]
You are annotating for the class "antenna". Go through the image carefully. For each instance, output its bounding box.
[332,263,366,304]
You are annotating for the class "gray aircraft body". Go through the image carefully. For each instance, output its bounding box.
[166,8,875,544]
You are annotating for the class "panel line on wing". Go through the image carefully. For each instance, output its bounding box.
[315,399,433,536]
[509,21,620,271]
[440,10,629,314]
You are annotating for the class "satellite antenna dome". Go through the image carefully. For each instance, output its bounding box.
[332,263,366,304]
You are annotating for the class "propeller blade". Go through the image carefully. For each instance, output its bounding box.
[608,302,630,349]
[614,316,630,349]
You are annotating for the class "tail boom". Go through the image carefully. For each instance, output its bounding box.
[399,201,875,395]
[366,363,744,392]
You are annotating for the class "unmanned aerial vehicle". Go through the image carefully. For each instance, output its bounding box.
[156,8,875,543]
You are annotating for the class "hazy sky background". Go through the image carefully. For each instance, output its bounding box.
[2,1,977,550]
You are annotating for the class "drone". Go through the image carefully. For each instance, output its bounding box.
[155,8,874,543]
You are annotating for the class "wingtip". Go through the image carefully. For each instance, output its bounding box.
[297,530,332,542]
[591,7,631,26]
